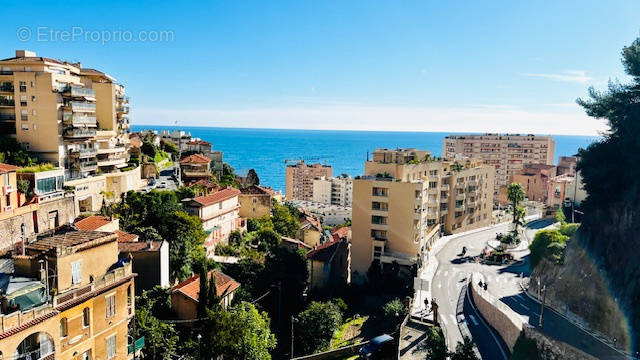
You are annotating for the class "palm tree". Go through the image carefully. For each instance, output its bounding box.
[507,182,526,234]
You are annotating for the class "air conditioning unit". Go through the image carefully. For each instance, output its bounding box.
[4,184,14,193]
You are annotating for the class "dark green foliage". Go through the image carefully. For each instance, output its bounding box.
[163,141,179,157]
[271,202,300,237]
[246,169,260,186]
[558,223,579,237]
[132,226,163,242]
[450,336,479,360]
[528,230,569,268]
[175,186,196,200]
[256,228,281,252]
[382,298,406,325]
[0,137,37,166]
[295,301,343,355]
[511,331,539,360]
[141,141,157,159]
[425,326,448,360]
[265,247,309,313]
[135,287,178,359]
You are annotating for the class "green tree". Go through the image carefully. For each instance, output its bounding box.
[163,141,179,158]
[198,265,209,318]
[165,211,207,280]
[554,210,566,225]
[256,228,281,252]
[271,202,300,237]
[424,326,448,360]
[382,298,406,325]
[141,141,157,159]
[507,182,526,234]
[135,287,178,359]
[0,137,37,166]
[264,247,309,314]
[202,302,276,360]
[295,301,343,355]
[528,230,569,268]
[450,336,479,360]
[228,230,244,246]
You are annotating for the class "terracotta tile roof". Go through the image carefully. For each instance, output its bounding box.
[307,239,341,262]
[191,187,240,206]
[172,270,240,301]
[331,226,350,240]
[281,236,312,249]
[187,179,219,189]
[0,163,19,174]
[74,216,113,231]
[299,215,322,232]
[180,153,211,164]
[119,241,162,253]
[115,230,138,243]
[27,230,117,253]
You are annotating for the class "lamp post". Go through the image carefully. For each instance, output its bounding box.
[538,284,546,328]
[290,316,298,359]
[197,333,202,359]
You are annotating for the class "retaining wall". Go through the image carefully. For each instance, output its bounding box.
[292,342,367,360]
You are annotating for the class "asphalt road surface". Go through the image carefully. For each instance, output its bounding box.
[431,219,629,359]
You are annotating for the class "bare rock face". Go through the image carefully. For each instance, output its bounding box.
[514,327,598,360]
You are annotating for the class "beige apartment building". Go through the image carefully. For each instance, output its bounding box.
[285,160,332,201]
[0,50,138,212]
[312,175,353,207]
[351,149,494,280]
[442,134,555,197]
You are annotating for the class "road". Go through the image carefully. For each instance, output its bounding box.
[431,218,629,359]
[140,163,180,192]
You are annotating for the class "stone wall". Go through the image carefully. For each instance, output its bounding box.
[470,273,524,351]
[292,342,367,360]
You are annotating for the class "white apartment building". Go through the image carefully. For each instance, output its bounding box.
[312,175,353,207]
[289,199,351,227]
[442,133,555,196]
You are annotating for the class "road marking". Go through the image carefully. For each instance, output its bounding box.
[443,271,448,277]
[450,314,457,323]
[440,315,448,325]
[468,314,479,326]
[466,286,509,360]
[438,282,442,289]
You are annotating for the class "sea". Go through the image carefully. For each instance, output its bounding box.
[131,125,599,193]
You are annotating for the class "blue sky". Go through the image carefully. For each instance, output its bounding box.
[2,1,639,135]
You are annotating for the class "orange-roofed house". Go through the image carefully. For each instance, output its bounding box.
[179,153,211,183]
[74,215,119,232]
[171,270,240,320]
[182,187,245,256]
[296,213,324,247]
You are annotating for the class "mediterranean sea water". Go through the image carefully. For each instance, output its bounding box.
[131,125,599,193]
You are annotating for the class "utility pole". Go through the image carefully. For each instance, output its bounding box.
[538,284,546,328]
[290,315,295,359]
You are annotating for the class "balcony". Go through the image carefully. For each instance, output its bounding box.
[62,85,96,98]
[468,180,479,187]
[97,157,127,167]
[455,193,466,201]
[440,184,450,191]
[0,113,15,121]
[69,148,97,158]
[0,83,14,93]
[428,188,439,195]
[0,98,15,107]
[116,95,130,103]
[440,209,448,216]
[54,262,132,307]
[63,113,97,127]
[116,105,130,113]
[72,161,98,172]
[455,182,465,189]
[0,70,13,75]
[97,145,126,154]
[467,201,477,208]
[65,101,96,113]
[64,128,97,138]
[467,189,479,197]
[440,194,449,202]
[455,204,465,211]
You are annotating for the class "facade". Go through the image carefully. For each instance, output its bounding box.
[350,149,494,280]
[171,270,240,320]
[307,238,351,293]
[0,164,76,251]
[557,156,578,176]
[179,153,211,184]
[285,161,332,201]
[289,200,351,227]
[119,240,170,294]
[510,164,558,204]
[312,175,353,207]
[238,185,274,219]
[0,227,135,360]
[296,214,325,247]
[564,170,587,207]
[442,134,555,196]
[182,188,243,255]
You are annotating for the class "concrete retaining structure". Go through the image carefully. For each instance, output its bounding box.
[470,273,525,351]
[292,342,367,360]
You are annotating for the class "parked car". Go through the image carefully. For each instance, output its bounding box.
[157,181,167,189]
[148,178,156,186]
[359,334,394,359]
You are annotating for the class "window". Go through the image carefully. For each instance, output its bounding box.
[31,95,35,102]
[20,95,27,106]
[71,261,82,284]
[82,307,90,327]
[19,81,26,92]
[60,318,68,337]
[21,123,28,131]
[106,335,116,359]
[82,350,91,360]
[20,109,28,121]
[106,295,116,318]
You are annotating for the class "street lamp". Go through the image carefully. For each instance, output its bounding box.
[197,333,202,359]
[291,316,298,358]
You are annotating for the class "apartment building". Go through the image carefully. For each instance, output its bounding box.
[238,185,275,219]
[442,134,555,196]
[510,164,558,204]
[289,199,351,227]
[285,161,332,201]
[0,227,135,360]
[0,50,139,212]
[351,149,494,280]
[312,175,353,207]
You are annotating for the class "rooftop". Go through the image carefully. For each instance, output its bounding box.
[172,270,240,301]
[27,229,117,254]
[189,187,241,206]
[240,185,277,196]
[118,241,163,253]
[115,230,138,243]
[74,215,113,231]
[306,239,346,262]
[180,153,211,164]
[0,163,19,174]
[281,236,313,250]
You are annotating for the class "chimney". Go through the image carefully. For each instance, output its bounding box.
[16,50,36,58]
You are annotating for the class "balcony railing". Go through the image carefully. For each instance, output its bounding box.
[0,113,15,121]
[0,83,14,92]
[69,148,97,158]
[63,113,97,127]
[116,105,130,113]
[66,101,96,113]
[455,204,465,211]
[55,262,132,306]
[64,128,97,138]
[73,161,98,172]
[62,85,96,98]
[0,70,13,75]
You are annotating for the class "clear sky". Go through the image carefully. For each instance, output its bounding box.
[2,1,639,135]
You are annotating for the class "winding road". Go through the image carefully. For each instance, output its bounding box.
[430,218,629,359]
